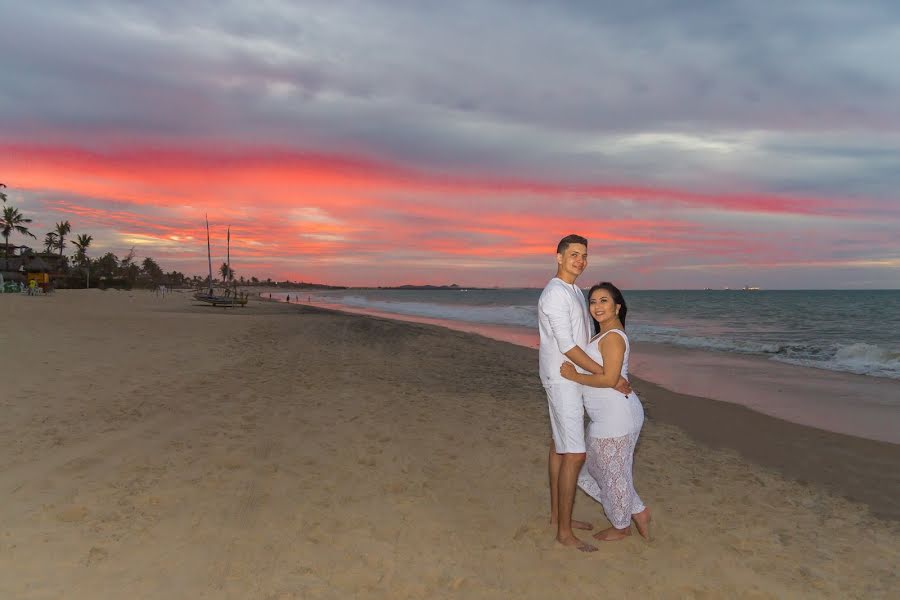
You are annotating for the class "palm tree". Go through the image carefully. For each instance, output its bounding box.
[219,262,234,282]
[55,220,71,258]
[72,233,93,266]
[0,183,7,204]
[72,233,93,288]
[2,205,36,270]
[44,231,59,254]
[141,256,163,285]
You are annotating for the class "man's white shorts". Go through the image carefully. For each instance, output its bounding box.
[544,380,585,454]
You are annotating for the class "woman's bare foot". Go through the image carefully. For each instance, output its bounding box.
[592,525,631,541]
[550,518,594,531]
[632,507,651,540]
[557,533,598,552]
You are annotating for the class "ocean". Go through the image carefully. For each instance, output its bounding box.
[269,287,900,442]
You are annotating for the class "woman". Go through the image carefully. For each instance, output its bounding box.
[560,282,651,541]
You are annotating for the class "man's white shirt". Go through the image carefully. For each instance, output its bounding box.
[538,277,591,384]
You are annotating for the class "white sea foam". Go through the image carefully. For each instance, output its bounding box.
[772,343,900,379]
[629,327,900,379]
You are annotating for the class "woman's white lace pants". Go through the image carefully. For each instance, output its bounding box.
[577,432,645,529]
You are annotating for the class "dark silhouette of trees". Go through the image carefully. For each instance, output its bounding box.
[54,221,71,258]
[2,204,36,270]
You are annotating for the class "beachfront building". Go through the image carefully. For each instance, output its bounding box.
[0,245,67,291]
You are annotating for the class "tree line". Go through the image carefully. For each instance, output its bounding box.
[1,182,194,288]
[2,182,319,290]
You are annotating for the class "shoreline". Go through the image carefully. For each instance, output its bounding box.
[630,341,900,444]
[268,297,900,521]
[265,293,900,444]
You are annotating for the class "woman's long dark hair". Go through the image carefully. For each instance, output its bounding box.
[587,281,627,336]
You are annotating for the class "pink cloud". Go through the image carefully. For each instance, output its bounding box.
[0,142,877,285]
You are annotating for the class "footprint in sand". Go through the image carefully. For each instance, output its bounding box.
[85,546,108,566]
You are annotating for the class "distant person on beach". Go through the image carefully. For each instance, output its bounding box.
[538,235,631,552]
[560,282,651,542]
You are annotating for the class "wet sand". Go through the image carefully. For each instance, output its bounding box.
[630,342,900,444]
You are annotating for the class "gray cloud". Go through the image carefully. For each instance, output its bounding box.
[1,1,899,212]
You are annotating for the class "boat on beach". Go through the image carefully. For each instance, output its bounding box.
[193,218,249,307]
[193,287,249,307]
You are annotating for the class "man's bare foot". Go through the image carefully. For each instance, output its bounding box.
[557,534,598,552]
[592,526,631,541]
[550,518,594,531]
[632,507,651,540]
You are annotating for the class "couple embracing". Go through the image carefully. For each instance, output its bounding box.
[538,234,651,552]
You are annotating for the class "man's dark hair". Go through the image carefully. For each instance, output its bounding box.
[556,234,588,255]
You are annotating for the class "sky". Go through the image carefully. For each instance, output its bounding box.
[1,0,899,288]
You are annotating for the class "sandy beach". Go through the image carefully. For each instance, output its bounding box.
[1,289,897,599]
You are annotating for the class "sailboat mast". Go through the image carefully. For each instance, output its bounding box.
[226,226,231,284]
[206,215,214,294]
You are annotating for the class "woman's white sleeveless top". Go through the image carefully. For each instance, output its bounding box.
[587,329,630,380]
[583,329,644,439]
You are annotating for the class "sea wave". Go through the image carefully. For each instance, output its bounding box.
[628,325,784,354]
[771,343,900,379]
[629,326,900,379]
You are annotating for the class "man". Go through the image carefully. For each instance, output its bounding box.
[538,234,630,551]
